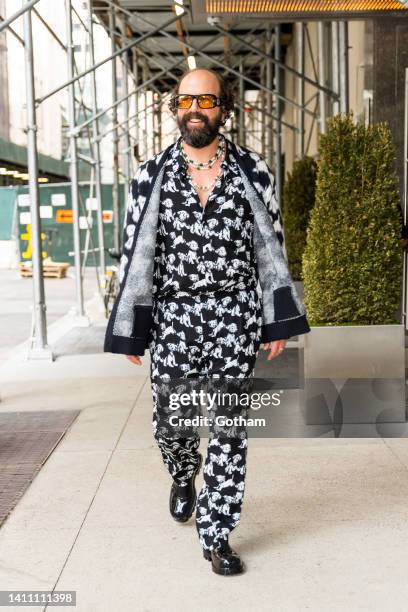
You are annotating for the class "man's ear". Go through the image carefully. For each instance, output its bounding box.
[168,97,178,117]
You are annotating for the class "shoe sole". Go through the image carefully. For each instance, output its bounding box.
[202,548,245,575]
[171,453,203,523]
[212,565,245,576]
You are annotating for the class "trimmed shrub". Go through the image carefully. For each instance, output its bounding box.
[302,112,403,325]
[282,155,317,280]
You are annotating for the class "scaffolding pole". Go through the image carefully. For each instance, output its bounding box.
[296,22,305,159]
[339,20,350,114]
[238,57,245,146]
[331,21,340,116]
[403,66,408,329]
[318,21,327,134]
[88,0,105,277]
[23,0,53,360]
[65,0,87,321]
[132,48,140,165]
[261,51,266,158]
[266,26,273,168]
[117,13,132,187]
[274,23,283,221]
[143,63,149,159]
[109,6,120,252]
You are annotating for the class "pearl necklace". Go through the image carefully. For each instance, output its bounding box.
[181,137,224,170]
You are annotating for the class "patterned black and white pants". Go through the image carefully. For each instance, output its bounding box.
[148,288,263,551]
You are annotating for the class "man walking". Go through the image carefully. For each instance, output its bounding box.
[104,68,311,576]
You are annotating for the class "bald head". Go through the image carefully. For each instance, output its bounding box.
[177,68,222,98]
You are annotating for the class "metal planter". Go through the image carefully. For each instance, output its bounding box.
[301,324,407,437]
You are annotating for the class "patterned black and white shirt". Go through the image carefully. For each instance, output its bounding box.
[153,133,268,299]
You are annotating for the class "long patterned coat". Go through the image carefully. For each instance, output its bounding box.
[104,136,311,356]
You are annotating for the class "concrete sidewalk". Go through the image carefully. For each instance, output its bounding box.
[0,268,98,368]
[1,299,408,611]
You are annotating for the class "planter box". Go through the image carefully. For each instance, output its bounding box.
[301,324,406,436]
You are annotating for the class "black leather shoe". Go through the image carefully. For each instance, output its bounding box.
[169,453,203,523]
[203,539,245,575]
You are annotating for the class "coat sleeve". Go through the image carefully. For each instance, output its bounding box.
[249,155,311,342]
[118,169,141,289]
[251,156,287,260]
[103,168,148,357]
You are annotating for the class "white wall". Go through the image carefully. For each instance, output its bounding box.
[6,0,66,159]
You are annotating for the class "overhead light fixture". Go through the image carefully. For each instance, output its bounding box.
[187,55,196,69]
[38,177,49,183]
[174,0,185,16]
[204,0,408,13]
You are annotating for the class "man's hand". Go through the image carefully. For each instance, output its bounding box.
[260,339,288,361]
[126,355,142,366]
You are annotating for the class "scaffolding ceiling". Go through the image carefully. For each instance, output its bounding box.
[93,1,293,92]
[92,0,408,97]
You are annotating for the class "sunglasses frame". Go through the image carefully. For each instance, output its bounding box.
[170,93,224,110]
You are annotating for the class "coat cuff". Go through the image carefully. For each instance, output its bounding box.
[104,334,147,356]
[261,314,311,342]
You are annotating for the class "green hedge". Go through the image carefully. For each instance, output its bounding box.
[302,113,403,326]
[282,155,317,280]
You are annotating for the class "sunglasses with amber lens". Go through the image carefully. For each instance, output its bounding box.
[171,94,223,110]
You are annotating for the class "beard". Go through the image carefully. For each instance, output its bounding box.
[177,110,224,148]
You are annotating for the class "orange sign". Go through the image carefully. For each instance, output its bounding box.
[56,209,73,223]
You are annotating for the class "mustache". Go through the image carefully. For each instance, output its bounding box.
[183,113,208,123]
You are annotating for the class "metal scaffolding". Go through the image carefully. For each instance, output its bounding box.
[4,0,355,359]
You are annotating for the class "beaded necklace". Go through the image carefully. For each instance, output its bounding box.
[180,136,224,170]
[187,144,226,192]
[189,163,224,192]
